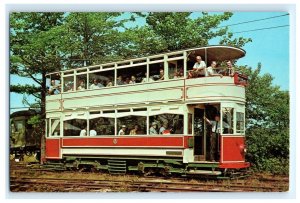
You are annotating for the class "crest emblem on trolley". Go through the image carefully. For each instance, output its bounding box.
[113,138,118,144]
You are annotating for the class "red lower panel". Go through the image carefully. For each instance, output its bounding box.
[62,136,187,148]
[45,138,61,159]
[221,136,246,162]
[219,162,250,169]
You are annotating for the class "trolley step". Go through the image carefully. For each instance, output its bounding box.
[108,160,127,175]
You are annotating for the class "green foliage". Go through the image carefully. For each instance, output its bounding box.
[236,65,289,175]
[144,12,251,51]
[27,115,42,126]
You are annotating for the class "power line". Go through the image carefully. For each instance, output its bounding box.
[217,13,289,28]
[10,107,36,110]
[232,24,289,34]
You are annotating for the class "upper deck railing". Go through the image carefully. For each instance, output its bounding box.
[46,45,246,96]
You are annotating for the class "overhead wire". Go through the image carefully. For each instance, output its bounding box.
[231,25,289,34]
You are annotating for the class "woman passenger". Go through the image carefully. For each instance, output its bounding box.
[129,76,136,84]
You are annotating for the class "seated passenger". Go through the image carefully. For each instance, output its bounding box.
[117,76,124,86]
[65,82,73,92]
[80,127,87,136]
[77,80,86,90]
[106,79,113,87]
[188,55,206,78]
[159,69,164,80]
[124,77,131,84]
[206,61,223,78]
[129,124,139,135]
[48,80,60,95]
[118,125,127,135]
[129,76,136,84]
[89,128,97,136]
[90,79,101,89]
[173,68,184,79]
[159,123,168,134]
[141,72,148,83]
[149,122,158,135]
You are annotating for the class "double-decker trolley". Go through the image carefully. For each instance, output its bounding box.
[44,45,249,177]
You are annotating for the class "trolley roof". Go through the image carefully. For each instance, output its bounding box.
[47,45,246,76]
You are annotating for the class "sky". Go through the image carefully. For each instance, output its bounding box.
[10,11,290,112]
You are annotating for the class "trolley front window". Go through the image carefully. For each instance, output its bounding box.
[236,112,245,134]
[222,107,234,134]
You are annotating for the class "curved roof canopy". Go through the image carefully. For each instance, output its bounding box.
[187,45,246,61]
[47,45,246,76]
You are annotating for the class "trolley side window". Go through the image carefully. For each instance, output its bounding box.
[236,112,245,134]
[222,107,234,134]
[89,117,115,136]
[76,73,87,91]
[50,119,60,137]
[63,75,74,92]
[117,115,147,136]
[149,114,184,135]
[63,119,87,136]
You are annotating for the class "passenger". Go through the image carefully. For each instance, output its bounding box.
[66,83,74,92]
[89,127,97,136]
[118,125,127,135]
[141,72,147,83]
[49,80,60,95]
[129,76,136,84]
[124,77,131,84]
[188,55,206,78]
[77,80,86,90]
[80,127,87,136]
[149,122,158,135]
[173,68,184,79]
[106,79,113,87]
[206,61,223,78]
[204,114,230,161]
[98,80,104,87]
[159,69,164,80]
[90,79,101,89]
[159,123,168,134]
[129,124,139,135]
[226,60,235,76]
[117,76,124,86]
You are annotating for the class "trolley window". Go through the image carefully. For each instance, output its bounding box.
[63,119,87,136]
[89,69,114,89]
[50,119,60,137]
[236,112,245,134]
[222,107,234,134]
[76,74,87,91]
[89,117,115,136]
[117,116,146,136]
[63,76,74,92]
[149,114,183,135]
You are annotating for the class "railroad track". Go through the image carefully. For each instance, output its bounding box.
[10,176,287,192]
[10,162,288,192]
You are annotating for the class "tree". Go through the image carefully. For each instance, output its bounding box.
[10,12,65,116]
[236,64,289,174]
[58,12,129,67]
[144,12,252,52]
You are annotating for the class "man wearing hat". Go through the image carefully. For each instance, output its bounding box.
[149,122,158,135]
[118,125,127,135]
